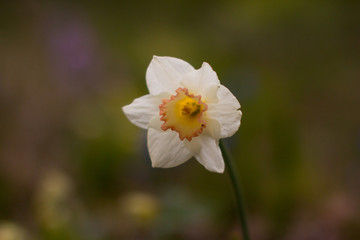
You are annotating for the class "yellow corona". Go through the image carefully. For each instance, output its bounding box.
[159,88,208,141]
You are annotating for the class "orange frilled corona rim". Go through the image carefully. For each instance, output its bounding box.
[159,88,208,141]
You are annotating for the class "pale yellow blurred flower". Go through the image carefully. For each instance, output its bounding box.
[0,223,29,240]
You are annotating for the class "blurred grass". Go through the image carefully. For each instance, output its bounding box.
[0,0,359,239]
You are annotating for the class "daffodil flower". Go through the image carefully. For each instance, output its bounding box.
[123,56,242,173]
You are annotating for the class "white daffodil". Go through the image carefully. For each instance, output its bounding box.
[123,56,242,173]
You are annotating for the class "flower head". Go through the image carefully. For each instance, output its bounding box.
[123,56,242,173]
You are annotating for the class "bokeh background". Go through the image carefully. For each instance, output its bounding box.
[0,0,359,239]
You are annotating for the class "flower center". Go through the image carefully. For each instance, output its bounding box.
[159,88,207,141]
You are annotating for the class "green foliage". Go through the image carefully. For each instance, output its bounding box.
[0,0,359,239]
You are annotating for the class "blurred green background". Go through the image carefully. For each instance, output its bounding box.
[0,0,359,239]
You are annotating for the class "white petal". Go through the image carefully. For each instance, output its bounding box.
[207,85,242,138]
[193,134,224,173]
[215,84,240,109]
[204,118,221,139]
[146,56,195,95]
[122,93,168,129]
[180,62,220,102]
[147,128,193,168]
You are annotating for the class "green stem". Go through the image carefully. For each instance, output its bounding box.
[220,140,250,240]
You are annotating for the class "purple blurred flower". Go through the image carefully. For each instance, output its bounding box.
[44,7,103,93]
